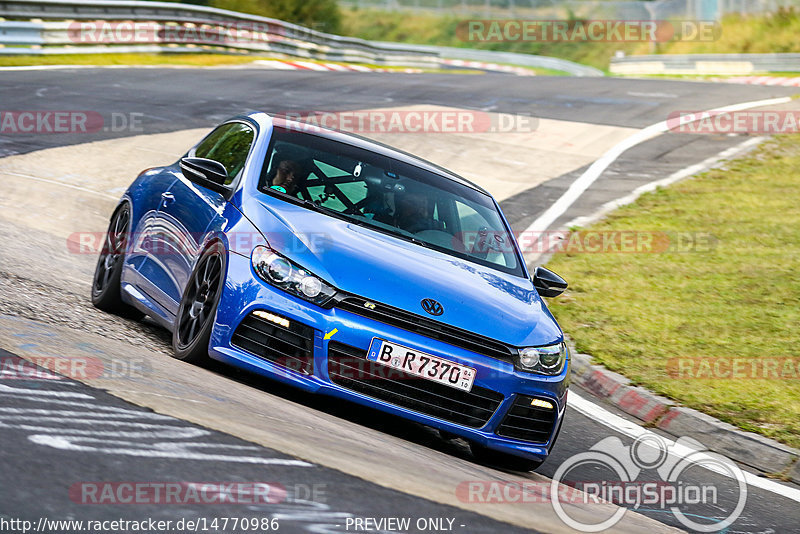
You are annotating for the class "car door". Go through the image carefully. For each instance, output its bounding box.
[143,121,256,318]
[123,168,180,283]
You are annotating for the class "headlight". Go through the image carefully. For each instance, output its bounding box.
[516,343,567,375]
[251,245,337,306]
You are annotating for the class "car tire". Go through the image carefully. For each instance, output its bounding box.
[91,203,144,320]
[470,443,544,472]
[171,243,226,365]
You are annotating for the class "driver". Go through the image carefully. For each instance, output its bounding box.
[269,159,304,196]
[393,188,442,234]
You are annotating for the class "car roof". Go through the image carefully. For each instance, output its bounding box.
[266,115,492,196]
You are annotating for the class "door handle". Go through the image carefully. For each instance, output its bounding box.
[161,192,175,207]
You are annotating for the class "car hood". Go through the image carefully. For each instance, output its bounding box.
[240,196,563,347]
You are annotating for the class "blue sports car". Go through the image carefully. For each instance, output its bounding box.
[92,112,570,470]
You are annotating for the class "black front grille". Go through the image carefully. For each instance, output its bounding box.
[496,395,557,443]
[231,311,315,374]
[327,342,504,428]
[335,295,515,363]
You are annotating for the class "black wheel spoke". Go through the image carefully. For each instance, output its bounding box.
[102,265,112,288]
[208,260,220,280]
[103,232,114,253]
[187,317,198,342]
[94,266,105,291]
[202,257,212,282]
[208,274,220,294]
[179,312,193,342]
[94,207,130,295]
[176,250,222,350]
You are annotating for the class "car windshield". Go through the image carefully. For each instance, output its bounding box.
[260,126,524,277]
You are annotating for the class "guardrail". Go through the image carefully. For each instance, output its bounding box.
[0,0,440,67]
[611,53,800,75]
[416,45,604,76]
[0,0,602,75]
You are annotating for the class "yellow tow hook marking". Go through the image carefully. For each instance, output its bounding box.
[323,328,338,340]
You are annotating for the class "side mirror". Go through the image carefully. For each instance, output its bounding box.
[532,266,568,298]
[179,157,229,195]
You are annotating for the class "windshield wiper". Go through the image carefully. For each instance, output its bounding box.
[357,222,436,250]
[405,235,434,249]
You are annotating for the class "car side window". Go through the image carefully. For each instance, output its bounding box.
[193,122,255,185]
[302,160,370,209]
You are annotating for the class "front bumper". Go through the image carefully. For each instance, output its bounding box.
[209,252,569,461]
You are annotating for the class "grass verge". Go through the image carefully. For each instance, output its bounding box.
[0,52,472,73]
[545,134,800,448]
[339,8,636,71]
[339,8,800,72]
[647,9,800,55]
[4,9,800,72]
[0,53,284,67]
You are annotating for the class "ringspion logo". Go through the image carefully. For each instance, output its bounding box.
[550,435,746,532]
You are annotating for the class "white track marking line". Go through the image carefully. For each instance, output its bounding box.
[322,62,349,71]
[522,96,792,238]
[2,170,119,200]
[28,434,314,465]
[110,390,209,403]
[0,384,92,398]
[287,61,331,71]
[252,60,298,70]
[569,391,800,502]
[565,136,766,229]
[0,63,346,72]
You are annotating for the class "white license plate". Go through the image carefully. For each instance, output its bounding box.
[366,338,476,392]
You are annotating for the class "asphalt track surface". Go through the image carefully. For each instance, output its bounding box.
[1,68,799,533]
[0,349,532,534]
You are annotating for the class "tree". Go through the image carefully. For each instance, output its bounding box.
[210,0,341,32]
